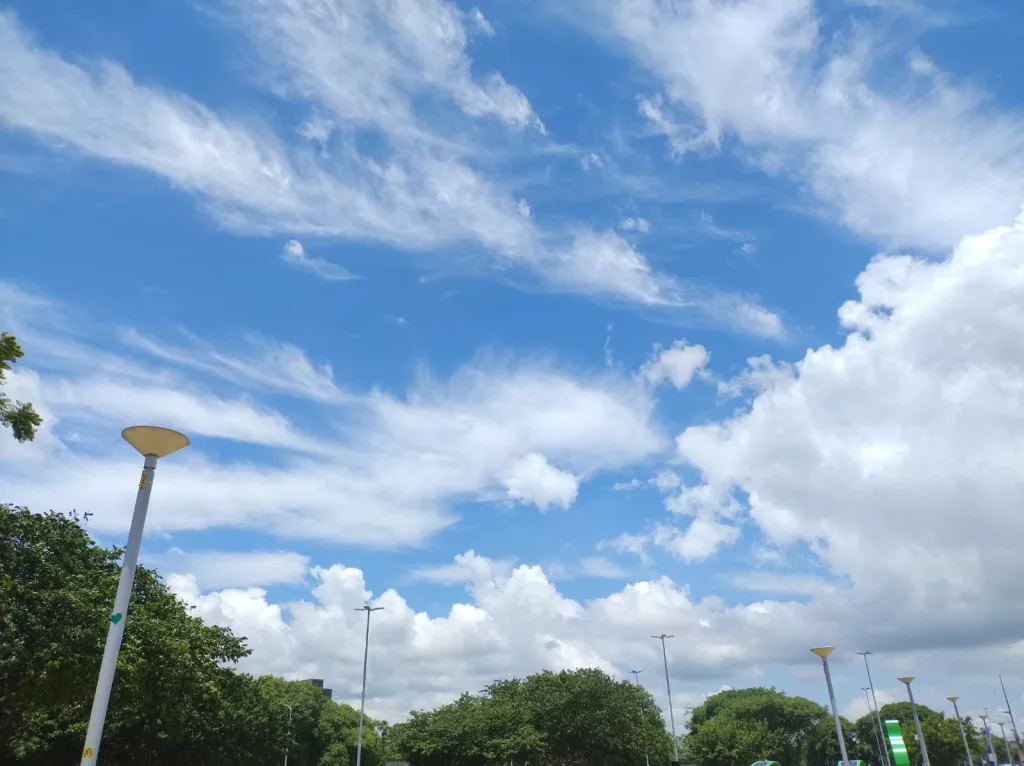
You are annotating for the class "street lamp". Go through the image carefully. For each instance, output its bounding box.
[997,722,1015,766]
[812,647,851,766]
[652,634,679,762]
[898,678,931,766]
[982,714,998,766]
[858,651,893,766]
[948,697,973,766]
[864,687,885,763]
[1000,676,1023,766]
[80,426,189,765]
[355,605,383,766]
[282,702,293,766]
[631,670,651,766]
[631,669,644,686]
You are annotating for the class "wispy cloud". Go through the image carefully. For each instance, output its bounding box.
[281,240,356,281]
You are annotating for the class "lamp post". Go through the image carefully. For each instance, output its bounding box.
[864,687,885,763]
[998,723,1014,765]
[79,426,189,765]
[982,715,998,766]
[355,605,383,766]
[1000,676,1022,766]
[812,647,851,766]
[631,670,651,766]
[282,702,293,766]
[652,634,679,762]
[948,697,973,766]
[858,651,893,766]
[631,669,644,686]
[898,678,931,766]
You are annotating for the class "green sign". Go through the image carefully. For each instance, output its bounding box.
[886,719,910,766]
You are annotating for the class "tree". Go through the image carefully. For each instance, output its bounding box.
[0,333,42,442]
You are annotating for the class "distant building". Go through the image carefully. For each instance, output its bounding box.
[302,678,333,700]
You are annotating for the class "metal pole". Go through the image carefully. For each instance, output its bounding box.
[1001,677,1022,765]
[632,669,644,685]
[820,655,852,766]
[999,723,1014,765]
[860,652,894,766]
[282,703,292,766]
[983,715,999,766]
[79,454,158,765]
[901,679,932,766]
[949,698,973,766]
[865,687,885,764]
[631,670,650,766]
[652,634,679,762]
[355,605,382,766]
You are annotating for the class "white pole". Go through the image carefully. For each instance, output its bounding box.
[79,454,158,765]
[282,703,292,766]
[949,698,973,766]
[902,680,932,766]
[865,688,885,764]
[355,605,382,766]
[1001,677,1022,766]
[653,634,679,762]
[820,656,851,766]
[860,652,893,766]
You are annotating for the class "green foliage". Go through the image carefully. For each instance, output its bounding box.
[395,668,673,766]
[0,332,42,443]
[0,505,381,765]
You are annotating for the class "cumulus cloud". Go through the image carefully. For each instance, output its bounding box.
[640,340,710,389]
[501,453,580,511]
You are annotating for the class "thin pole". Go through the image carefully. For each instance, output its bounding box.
[282,703,292,766]
[860,652,893,766]
[903,680,932,766]
[820,655,851,766]
[999,723,1014,765]
[1001,677,1022,765]
[631,670,650,766]
[949,699,973,766]
[80,454,158,765]
[355,605,383,766]
[652,634,679,762]
[632,669,644,685]
[983,715,998,766]
[865,687,885,764]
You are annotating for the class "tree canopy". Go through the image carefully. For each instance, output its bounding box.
[0,504,389,765]
[0,332,42,442]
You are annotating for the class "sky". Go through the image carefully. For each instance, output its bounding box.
[2,0,1024,732]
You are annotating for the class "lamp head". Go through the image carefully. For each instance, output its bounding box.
[122,426,189,458]
[947,696,959,703]
[811,646,834,658]
[898,676,915,685]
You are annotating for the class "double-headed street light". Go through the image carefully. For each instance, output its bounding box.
[811,647,851,766]
[898,678,931,766]
[355,605,383,766]
[80,426,189,765]
[947,696,973,766]
[652,634,679,762]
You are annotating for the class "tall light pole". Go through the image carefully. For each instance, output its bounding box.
[859,651,893,766]
[947,697,973,766]
[812,647,851,766]
[355,605,383,766]
[997,722,1015,765]
[652,634,679,762]
[631,669,644,686]
[80,426,189,765]
[898,678,931,766]
[983,714,998,766]
[1000,676,1022,765]
[864,687,885,763]
[632,670,651,766]
[282,702,293,766]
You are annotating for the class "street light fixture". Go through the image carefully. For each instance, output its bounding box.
[355,605,383,766]
[79,426,189,765]
[652,634,679,762]
[631,669,644,686]
[858,651,893,766]
[948,697,973,766]
[812,647,851,766]
[898,678,931,766]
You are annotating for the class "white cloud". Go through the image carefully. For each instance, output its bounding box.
[652,519,741,563]
[640,340,710,389]
[150,549,310,590]
[595,0,1024,249]
[281,239,356,281]
[501,453,580,511]
[620,217,651,233]
[650,471,681,492]
[412,550,515,584]
[0,9,781,333]
[613,478,644,491]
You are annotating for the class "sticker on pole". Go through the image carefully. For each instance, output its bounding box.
[111,612,123,625]
[139,471,148,490]
[82,746,96,759]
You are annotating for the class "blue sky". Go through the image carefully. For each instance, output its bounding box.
[3,0,1024,728]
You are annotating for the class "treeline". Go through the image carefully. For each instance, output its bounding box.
[682,687,1004,766]
[0,505,392,765]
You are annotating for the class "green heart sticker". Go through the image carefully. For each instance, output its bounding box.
[110,613,123,625]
